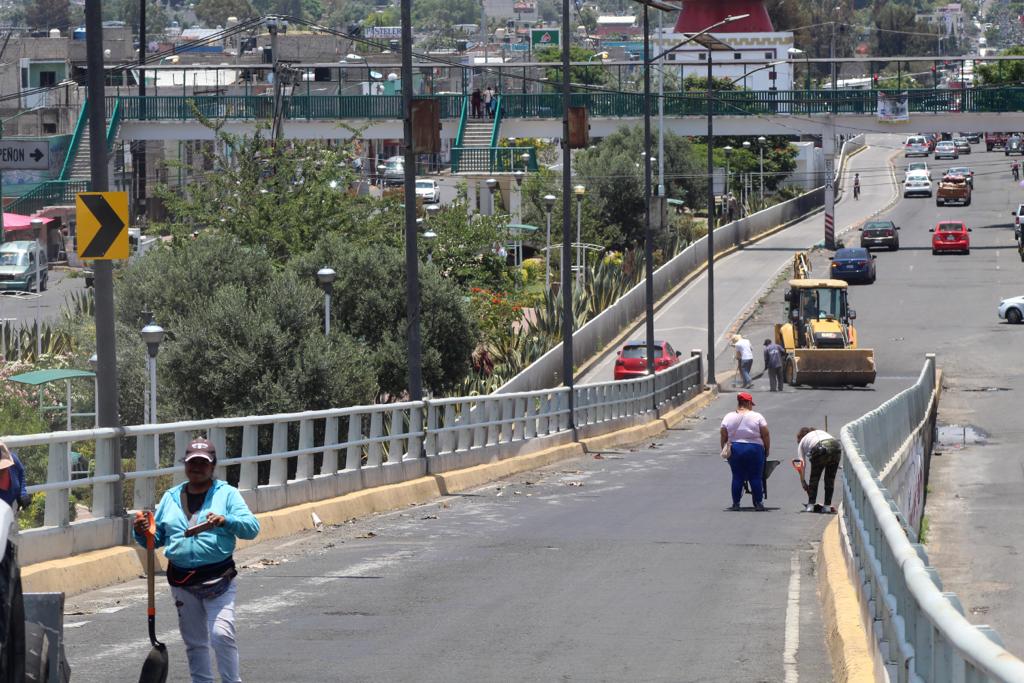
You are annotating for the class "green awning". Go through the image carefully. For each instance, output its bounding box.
[506,223,540,234]
[8,369,96,386]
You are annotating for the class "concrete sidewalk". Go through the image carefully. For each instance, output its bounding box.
[581,133,902,383]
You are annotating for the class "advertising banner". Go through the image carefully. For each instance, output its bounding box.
[878,91,910,122]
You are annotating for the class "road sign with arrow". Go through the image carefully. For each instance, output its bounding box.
[0,140,50,170]
[76,192,129,260]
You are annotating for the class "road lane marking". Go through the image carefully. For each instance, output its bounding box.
[784,551,800,683]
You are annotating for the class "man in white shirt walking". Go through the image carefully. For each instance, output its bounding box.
[796,427,842,513]
[731,334,754,389]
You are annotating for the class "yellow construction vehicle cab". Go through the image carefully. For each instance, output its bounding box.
[774,276,877,387]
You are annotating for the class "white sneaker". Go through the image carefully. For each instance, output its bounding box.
[804,504,815,513]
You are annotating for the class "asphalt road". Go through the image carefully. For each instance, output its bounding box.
[61,136,904,683]
[0,268,86,328]
[61,136,1024,678]
[579,135,903,384]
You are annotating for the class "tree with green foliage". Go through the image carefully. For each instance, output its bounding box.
[110,0,170,36]
[155,132,372,261]
[977,46,1024,84]
[533,46,611,87]
[110,233,379,420]
[411,0,478,30]
[25,0,71,31]
[194,0,255,28]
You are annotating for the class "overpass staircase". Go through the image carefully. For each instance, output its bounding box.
[6,99,122,216]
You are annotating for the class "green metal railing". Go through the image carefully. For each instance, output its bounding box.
[6,180,90,216]
[452,96,469,174]
[9,100,126,216]
[105,98,122,150]
[489,95,503,148]
[106,87,1024,122]
[453,146,538,174]
[58,102,89,181]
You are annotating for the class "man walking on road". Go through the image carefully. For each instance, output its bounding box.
[763,338,785,392]
[795,427,842,513]
[731,334,754,389]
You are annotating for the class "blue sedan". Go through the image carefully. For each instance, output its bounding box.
[829,247,877,284]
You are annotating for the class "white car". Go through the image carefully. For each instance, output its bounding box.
[904,161,932,180]
[998,295,1024,324]
[903,171,933,198]
[934,140,959,159]
[1012,204,1024,239]
[415,179,440,203]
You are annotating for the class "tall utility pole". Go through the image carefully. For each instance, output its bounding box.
[642,3,656,388]
[136,0,146,217]
[657,9,665,198]
[560,0,575,437]
[85,0,123,518]
[705,48,716,385]
[401,0,423,401]
[269,17,284,141]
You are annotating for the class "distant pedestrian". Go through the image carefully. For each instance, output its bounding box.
[471,88,482,118]
[720,392,771,511]
[853,173,861,199]
[763,338,785,392]
[483,86,494,118]
[133,437,260,683]
[731,334,754,388]
[795,427,842,513]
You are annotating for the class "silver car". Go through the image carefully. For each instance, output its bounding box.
[934,141,958,159]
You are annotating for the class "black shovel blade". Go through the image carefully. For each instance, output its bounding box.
[139,643,168,683]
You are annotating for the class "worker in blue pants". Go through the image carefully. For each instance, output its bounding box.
[720,392,771,511]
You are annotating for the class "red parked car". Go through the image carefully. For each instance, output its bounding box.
[930,221,972,255]
[613,340,682,380]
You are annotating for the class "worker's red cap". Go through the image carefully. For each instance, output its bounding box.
[737,392,755,405]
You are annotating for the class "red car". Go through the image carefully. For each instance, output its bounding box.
[613,340,682,380]
[930,221,972,255]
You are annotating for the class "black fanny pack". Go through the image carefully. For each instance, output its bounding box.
[168,557,237,599]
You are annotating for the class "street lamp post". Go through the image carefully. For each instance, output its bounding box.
[723,145,733,208]
[573,184,585,286]
[316,267,336,335]
[345,53,370,91]
[140,321,165,425]
[757,135,766,204]
[266,16,288,141]
[88,353,98,428]
[742,140,751,209]
[423,229,437,262]
[30,218,43,359]
[485,177,498,215]
[543,193,555,292]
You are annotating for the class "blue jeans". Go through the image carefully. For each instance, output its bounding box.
[739,359,753,387]
[728,442,765,506]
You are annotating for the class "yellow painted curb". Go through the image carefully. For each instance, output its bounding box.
[22,546,143,594]
[818,516,879,683]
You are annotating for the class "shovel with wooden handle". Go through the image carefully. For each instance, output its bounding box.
[138,510,168,683]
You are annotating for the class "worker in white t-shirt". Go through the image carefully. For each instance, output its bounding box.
[731,334,754,388]
[795,427,842,513]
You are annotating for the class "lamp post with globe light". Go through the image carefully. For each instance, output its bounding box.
[316,268,337,335]
[543,194,556,292]
[573,185,585,286]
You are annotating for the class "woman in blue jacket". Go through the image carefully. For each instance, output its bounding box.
[0,441,31,510]
[134,437,259,683]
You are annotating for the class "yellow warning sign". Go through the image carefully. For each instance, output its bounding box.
[76,192,129,260]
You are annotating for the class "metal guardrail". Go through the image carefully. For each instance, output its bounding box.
[2,355,702,566]
[106,88,1024,122]
[840,355,1024,682]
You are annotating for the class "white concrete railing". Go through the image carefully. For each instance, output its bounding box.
[3,354,703,566]
[840,355,1024,682]
[498,135,865,394]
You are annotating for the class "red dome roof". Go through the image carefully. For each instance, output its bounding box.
[674,0,775,33]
